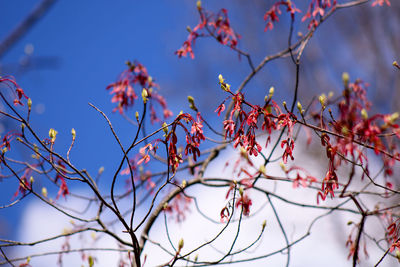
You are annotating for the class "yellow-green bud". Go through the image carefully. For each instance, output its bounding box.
[233,180,237,185]
[194,254,198,262]
[148,76,153,83]
[269,86,274,98]
[71,128,76,140]
[42,187,48,197]
[88,255,94,267]
[319,94,326,109]
[196,0,201,10]
[389,112,399,124]
[16,137,22,142]
[239,187,244,196]
[218,74,224,84]
[27,98,32,109]
[342,72,350,87]
[262,220,267,230]
[2,147,7,154]
[259,165,266,175]
[178,238,184,250]
[30,176,34,183]
[135,111,139,122]
[142,88,148,104]
[181,179,187,188]
[162,122,169,135]
[347,221,353,225]
[341,126,349,135]
[282,101,287,109]
[21,123,25,130]
[49,128,57,142]
[279,162,287,172]
[187,95,197,111]
[361,109,368,120]
[186,26,192,33]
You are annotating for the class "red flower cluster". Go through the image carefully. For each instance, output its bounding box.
[264,1,301,31]
[166,112,205,172]
[0,77,28,106]
[107,61,172,122]
[176,6,240,59]
[302,0,337,29]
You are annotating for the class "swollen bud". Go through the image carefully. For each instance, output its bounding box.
[218,74,224,84]
[239,186,244,196]
[141,88,148,104]
[27,98,32,110]
[135,111,139,122]
[162,122,169,135]
[187,95,197,111]
[318,94,326,109]
[71,128,76,140]
[342,72,350,88]
[181,179,187,188]
[30,176,34,183]
[297,101,303,114]
[269,86,274,98]
[42,187,48,198]
[361,108,368,120]
[49,128,58,142]
[279,162,287,173]
[186,26,192,33]
[259,164,266,175]
[178,238,184,250]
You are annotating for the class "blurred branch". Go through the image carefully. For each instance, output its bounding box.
[0,0,56,59]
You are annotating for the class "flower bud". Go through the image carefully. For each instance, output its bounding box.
[30,176,34,183]
[178,238,184,250]
[196,0,201,10]
[187,95,197,111]
[142,88,148,104]
[279,162,287,172]
[135,111,139,122]
[262,220,267,230]
[162,122,169,135]
[21,123,25,130]
[218,74,224,84]
[186,26,192,33]
[42,187,48,197]
[259,164,266,175]
[27,98,32,110]
[269,86,274,98]
[361,108,368,120]
[181,179,187,188]
[318,94,326,109]
[49,128,57,142]
[342,72,349,88]
[239,186,244,196]
[71,128,76,140]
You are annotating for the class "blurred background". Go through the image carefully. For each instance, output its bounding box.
[0,0,399,265]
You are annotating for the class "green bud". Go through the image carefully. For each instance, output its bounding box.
[27,98,32,109]
[196,0,201,10]
[269,86,274,98]
[162,122,169,134]
[49,128,58,142]
[342,72,350,87]
[135,111,139,122]
[262,220,267,230]
[319,94,326,109]
[141,88,148,104]
[178,238,184,250]
[42,187,48,197]
[71,128,76,140]
[361,108,368,120]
